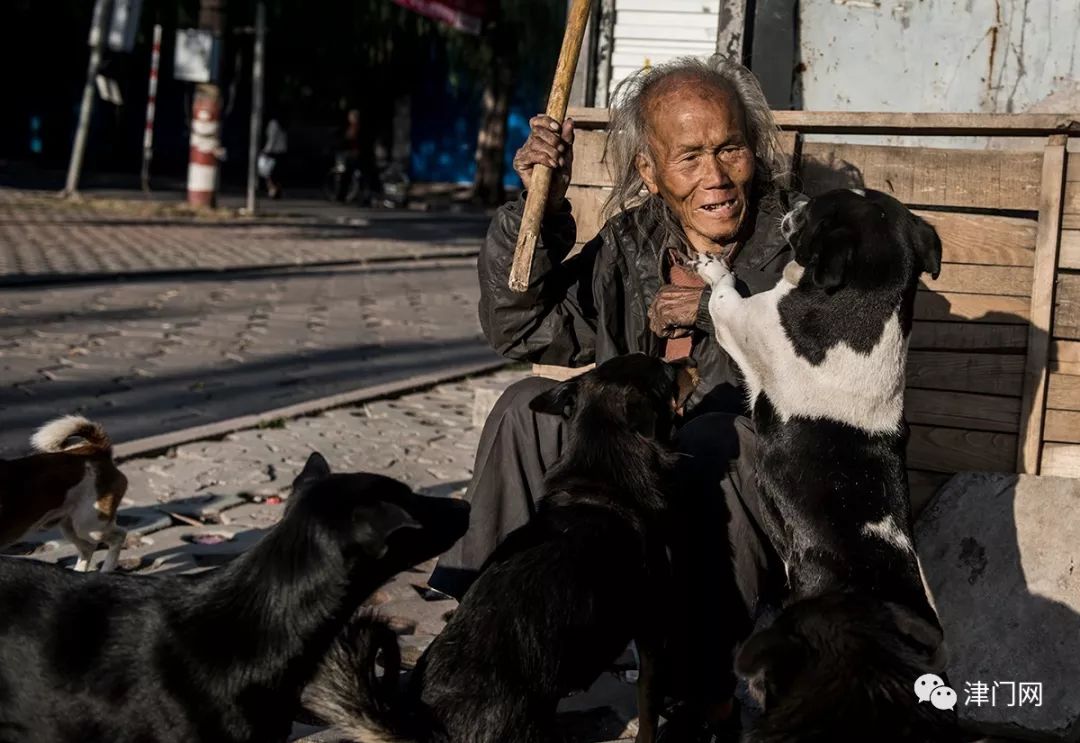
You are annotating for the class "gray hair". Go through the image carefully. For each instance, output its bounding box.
[603,55,789,248]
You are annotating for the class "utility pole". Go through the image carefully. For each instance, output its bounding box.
[187,0,227,208]
[63,0,113,198]
[141,23,162,192]
[245,3,266,215]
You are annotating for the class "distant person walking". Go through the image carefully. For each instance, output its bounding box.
[338,108,381,204]
[259,114,288,199]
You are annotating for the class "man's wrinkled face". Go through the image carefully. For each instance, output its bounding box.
[636,80,756,254]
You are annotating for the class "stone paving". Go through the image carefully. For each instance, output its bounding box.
[1,368,639,742]
[0,188,487,281]
[0,188,498,457]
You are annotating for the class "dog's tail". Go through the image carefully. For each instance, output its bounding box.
[31,415,112,454]
[306,615,414,743]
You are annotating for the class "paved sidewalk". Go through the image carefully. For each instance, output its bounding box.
[2,369,639,743]
[0,188,487,283]
[0,188,499,456]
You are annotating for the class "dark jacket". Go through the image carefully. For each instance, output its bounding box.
[478,193,792,416]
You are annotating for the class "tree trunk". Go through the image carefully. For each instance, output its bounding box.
[472,17,513,206]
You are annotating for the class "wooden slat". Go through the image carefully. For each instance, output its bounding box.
[1041,443,1080,478]
[565,108,1080,136]
[914,211,1037,267]
[1052,340,1080,375]
[570,130,613,188]
[909,322,1027,352]
[566,185,609,242]
[907,424,1017,473]
[1044,409,1080,443]
[908,470,951,516]
[1069,152,1080,181]
[1066,214,1080,230]
[905,388,1021,433]
[1066,181,1080,215]
[1055,274,1080,340]
[921,264,1032,297]
[1018,135,1068,473]
[799,142,1043,211]
[1048,373,1080,412]
[914,292,1030,324]
[906,351,1025,396]
[1061,230,1080,270]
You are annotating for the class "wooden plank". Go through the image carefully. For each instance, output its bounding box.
[921,264,1032,297]
[569,129,613,188]
[799,142,1042,211]
[914,211,1037,267]
[1067,181,1080,214]
[1061,230,1080,270]
[566,185,609,243]
[1065,214,1080,230]
[907,424,1017,473]
[908,470,951,516]
[905,388,1021,433]
[909,322,1027,352]
[1018,135,1068,473]
[1052,340,1080,375]
[906,351,1025,396]
[1041,443,1080,478]
[914,292,1030,324]
[1069,152,1080,181]
[1055,275,1080,340]
[564,108,1080,136]
[1048,373,1080,412]
[1044,409,1080,443]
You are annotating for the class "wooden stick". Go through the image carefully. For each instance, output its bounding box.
[508,0,595,292]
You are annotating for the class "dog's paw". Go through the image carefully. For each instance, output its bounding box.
[692,253,733,288]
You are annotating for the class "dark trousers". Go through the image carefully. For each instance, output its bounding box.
[429,377,783,703]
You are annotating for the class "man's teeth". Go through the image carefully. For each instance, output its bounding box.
[703,199,737,212]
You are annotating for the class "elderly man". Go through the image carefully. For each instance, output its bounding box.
[431,56,792,738]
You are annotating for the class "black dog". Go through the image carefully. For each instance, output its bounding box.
[0,453,468,743]
[309,354,698,743]
[696,189,957,741]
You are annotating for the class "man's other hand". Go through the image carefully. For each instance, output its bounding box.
[513,115,574,212]
[648,285,703,339]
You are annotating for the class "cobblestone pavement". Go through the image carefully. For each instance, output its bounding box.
[2,369,638,742]
[0,188,487,281]
[0,257,496,456]
[0,189,499,456]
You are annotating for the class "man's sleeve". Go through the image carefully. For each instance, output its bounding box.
[477,194,601,367]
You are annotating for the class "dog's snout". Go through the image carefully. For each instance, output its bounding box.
[780,198,809,244]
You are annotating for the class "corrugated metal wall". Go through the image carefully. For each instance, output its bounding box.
[608,0,719,101]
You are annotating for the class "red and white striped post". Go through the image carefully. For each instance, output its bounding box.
[140,23,162,192]
[187,84,222,208]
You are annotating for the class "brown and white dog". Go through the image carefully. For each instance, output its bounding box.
[0,415,128,571]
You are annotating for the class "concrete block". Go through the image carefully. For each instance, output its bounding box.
[916,473,1080,742]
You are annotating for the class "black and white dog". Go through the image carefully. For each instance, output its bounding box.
[695,189,958,741]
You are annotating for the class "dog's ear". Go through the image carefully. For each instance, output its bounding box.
[910,216,942,280]
[293,451,332,490]
[810,225,856,290]
[885,602,948,672]
[529,379,579,418]
[353,501,422,559]
[735,627,808,709]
